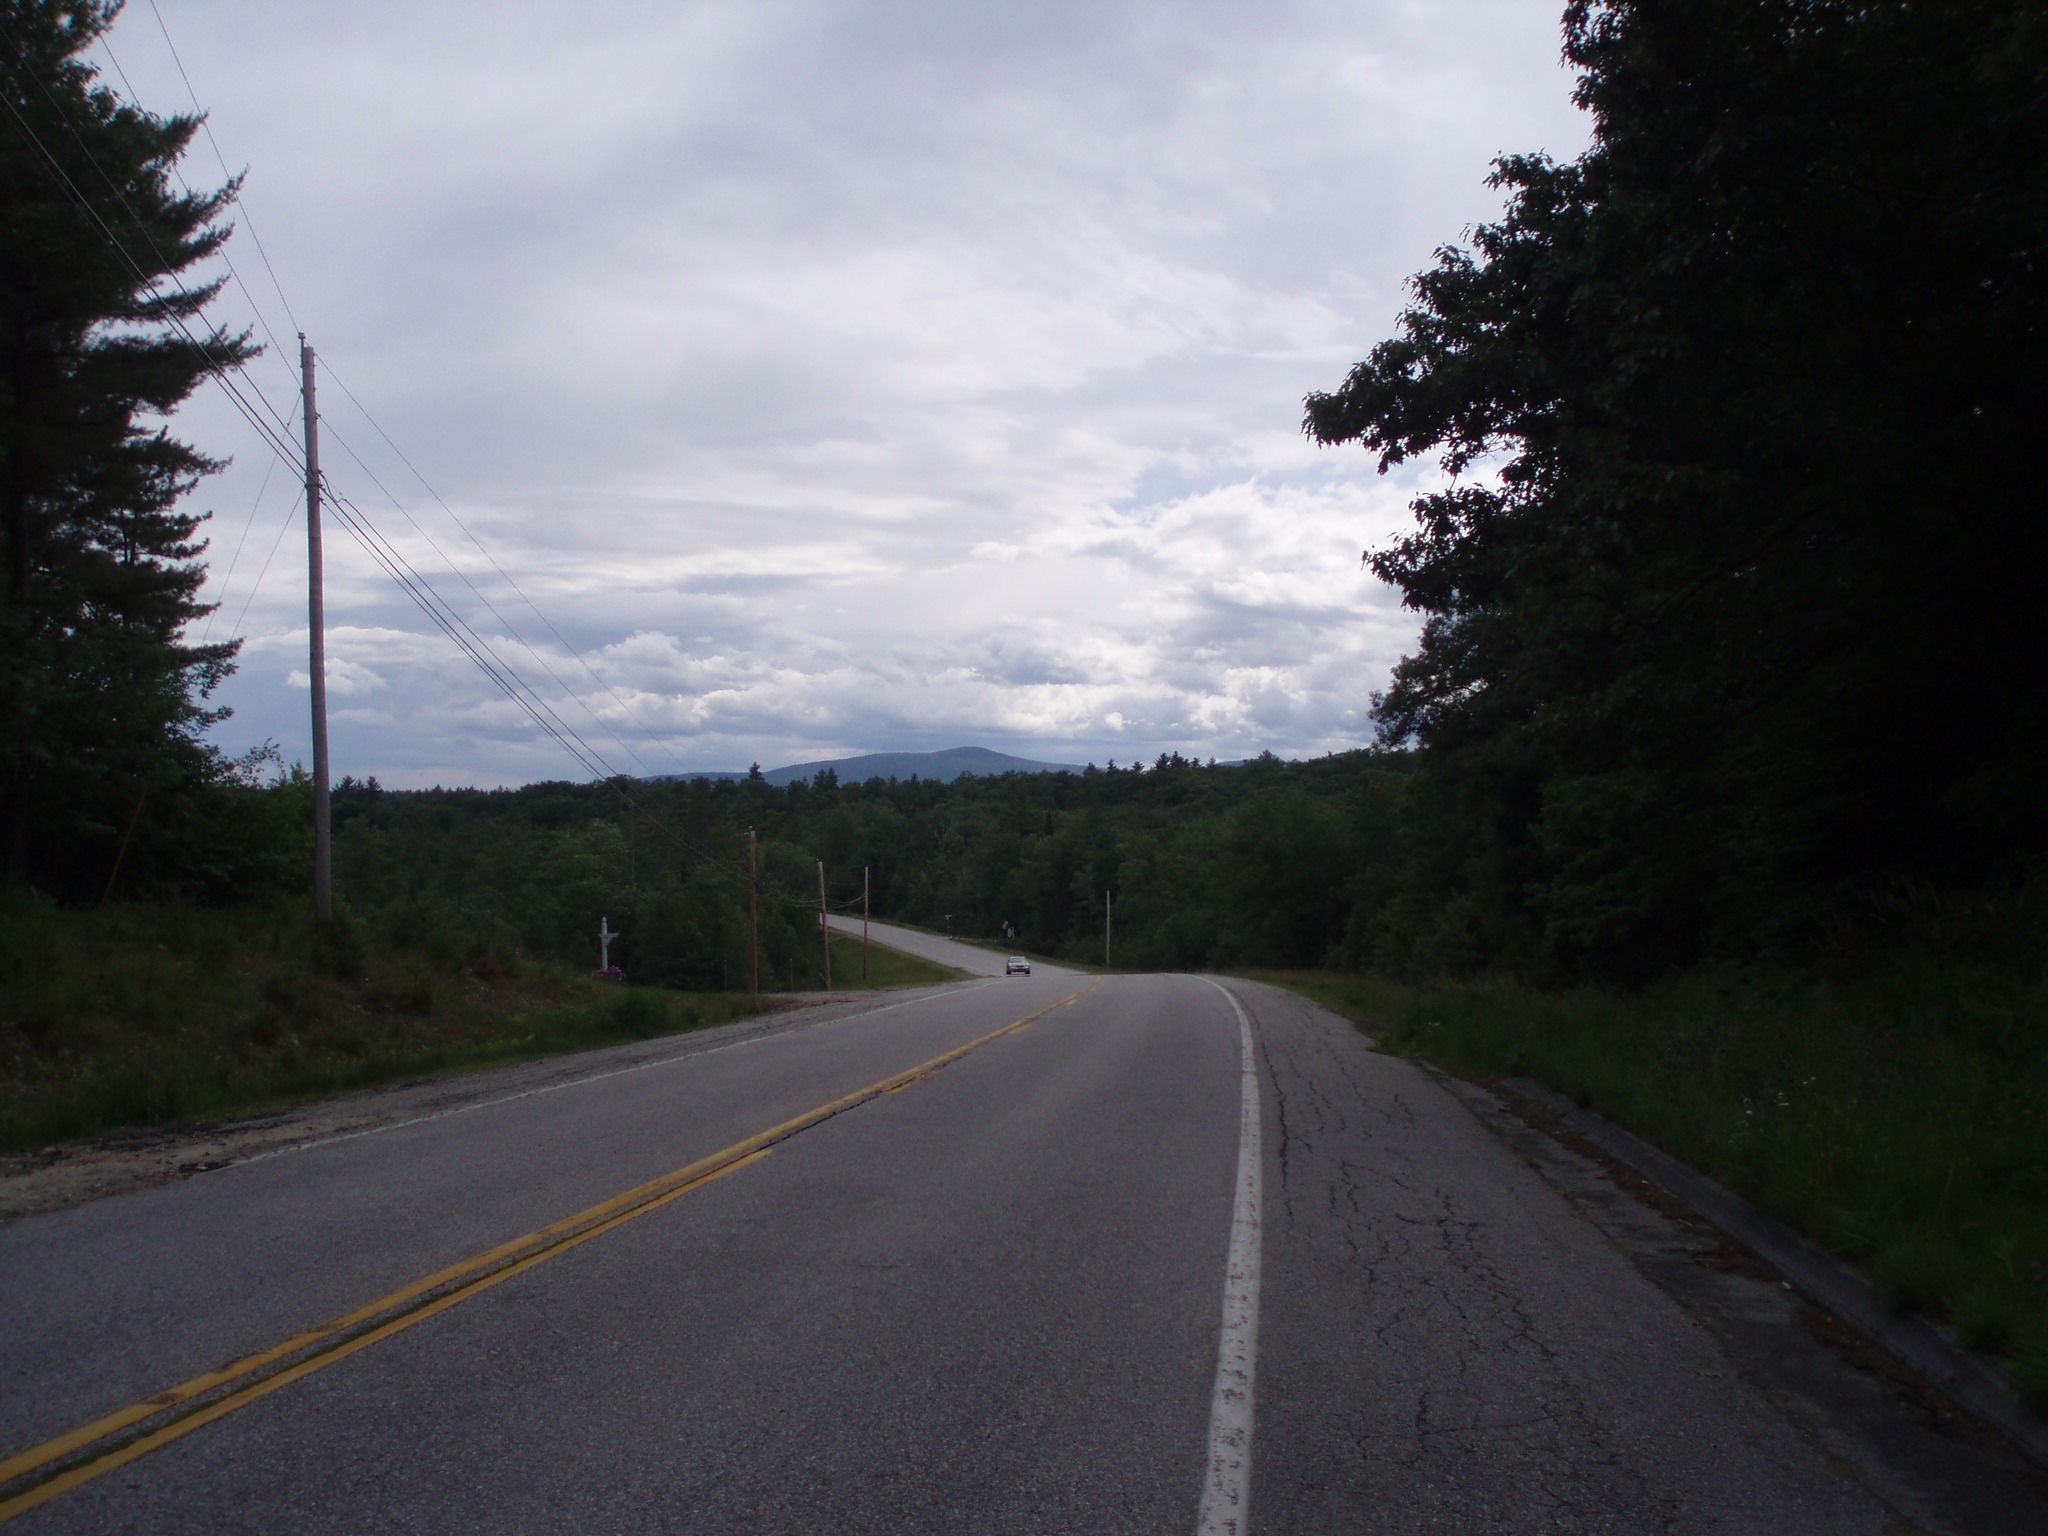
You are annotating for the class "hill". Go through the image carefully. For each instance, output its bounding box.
[648,745,1080,787]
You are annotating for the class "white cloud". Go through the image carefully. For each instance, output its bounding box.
[282,657,385,698]
[104,0,1587,785]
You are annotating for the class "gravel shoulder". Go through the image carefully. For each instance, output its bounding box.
[0,986,975,1225]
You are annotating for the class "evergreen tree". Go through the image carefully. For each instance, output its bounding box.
[0,0,255,894]
[1306,0,2048,977]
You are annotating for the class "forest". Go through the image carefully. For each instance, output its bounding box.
[3,0,2045,1406]
[14,0,2043,990]
[323,752,1406,987]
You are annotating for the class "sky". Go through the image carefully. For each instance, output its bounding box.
[92,0,1589,787]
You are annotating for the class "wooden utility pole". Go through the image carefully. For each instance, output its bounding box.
[301,336,332,920]
[1105,887,1113,969]
[747,828,759,1003]
[862,865,870,981]
[817,860,832,990]
[98,787,147,906]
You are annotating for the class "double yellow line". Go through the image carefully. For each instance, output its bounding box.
[0,983,1095,1524]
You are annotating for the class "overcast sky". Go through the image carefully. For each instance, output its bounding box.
[95,0,1587,787]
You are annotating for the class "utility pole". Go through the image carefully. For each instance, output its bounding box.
[1105,888,1113,970]
[98,787,147,906]
[301,335,332,921]
[862,865,870,982]
[747,828,759,1004]
[817,860,832,990]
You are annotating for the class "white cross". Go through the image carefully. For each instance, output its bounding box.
[599,916,615,971]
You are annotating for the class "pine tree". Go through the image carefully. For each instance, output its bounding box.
[0,0,256,893]
[1306,0,2048,976]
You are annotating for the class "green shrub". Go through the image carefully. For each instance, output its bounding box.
[0,898,785,1153]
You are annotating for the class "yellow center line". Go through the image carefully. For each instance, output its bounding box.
[0,980,1098,1524]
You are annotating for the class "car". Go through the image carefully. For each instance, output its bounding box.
[1005,956,1031,975]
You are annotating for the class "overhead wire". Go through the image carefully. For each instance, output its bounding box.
[303,460,780,894]
[107,5,700,785]
[96,24,306,406]
[316,360,699,780]
[141,0,300,335]
[315,416,664,779]
[0,29,311,482]
[1,17,814,901]
[311,478,786,898]
[312,478,805,900]
[28,61,667,798]
[225,488,299,640]
[198,448,274,644]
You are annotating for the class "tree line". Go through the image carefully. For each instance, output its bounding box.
[324,753,1411,985]
[1302,0,2047,981]
[1,0,269,902]
[8,0,2043,999]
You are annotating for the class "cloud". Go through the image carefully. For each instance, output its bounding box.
[283,656,386,697]
[103,0,1587,785]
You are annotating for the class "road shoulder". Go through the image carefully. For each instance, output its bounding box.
[1418,1052,2048,1532]
[0,984,982,1225]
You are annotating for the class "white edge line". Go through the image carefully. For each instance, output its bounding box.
[230,979,1001,1168]
[1197,976,1263,1536]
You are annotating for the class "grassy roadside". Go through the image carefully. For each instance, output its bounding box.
[823,930,968,988]
[862,917,1106,974]
[1238,960,2048,1412]
[0,898,792,1154]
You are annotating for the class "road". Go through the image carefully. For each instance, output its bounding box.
[0,972,2038,1533]
[822,913,1075,976]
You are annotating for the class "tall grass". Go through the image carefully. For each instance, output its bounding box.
[0,896,778,1152]
[1372,950,2048,1410]
[823,931,967,989]
[1242,887,2048,1413]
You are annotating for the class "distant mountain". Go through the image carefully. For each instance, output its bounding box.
[648,745,1082,787]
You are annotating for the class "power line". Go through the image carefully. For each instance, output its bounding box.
[92,31,302,401]
[106,5,698,784]
[305,473,766,893]
[316,415,663,779]
[141,0,300,336]
[103,6,701,785]
[225,488,299,640]
[199,449,276,644]
[0,35,309,483]
[318,358,697,780]
[1,21,792,901]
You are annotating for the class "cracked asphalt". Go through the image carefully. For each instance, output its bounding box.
[1245,982,2042,1535]
[0,973,2039,1533]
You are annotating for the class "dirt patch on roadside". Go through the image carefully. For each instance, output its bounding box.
[0,1000,833,1225]
[0,1095,432,1222]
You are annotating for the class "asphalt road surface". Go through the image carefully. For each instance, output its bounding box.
[822,914,1076,977]
[0,972,2039,1533]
